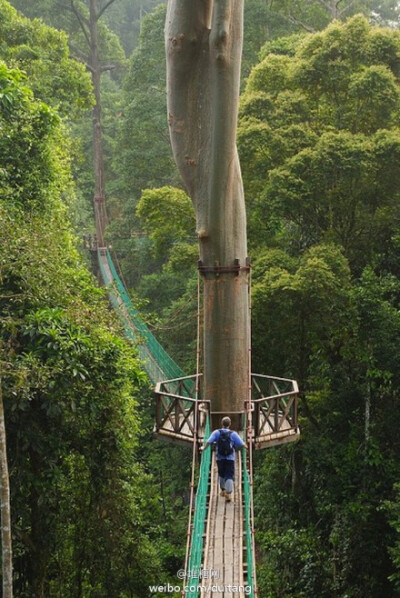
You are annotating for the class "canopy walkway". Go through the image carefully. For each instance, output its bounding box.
[97,247,185,383]
[155,374,299,597]
[98,244,300,598]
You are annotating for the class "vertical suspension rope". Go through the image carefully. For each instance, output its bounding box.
[247,263,253,459]
[195,270,202,402]
[249,265,257,596]
[244,264,257,597]
[182,271,204,597]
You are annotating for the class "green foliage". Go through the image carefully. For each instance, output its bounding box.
[243,19,400,597]
[9,0,162,59]
[265,130,400,270]
[7,0,127,68]
[266,0,400,34]
[242,0,293,80]
[136,187,196,259]
[251,244,352,380]
[5,0,131,242]
[0,0,99,238]
[101,0,163,57]
[4,307,159,597]
[132,186,198,372]
[0,0,93,117]
[106,4,180,287]
[239,16,400,273]
[257,526,331,598]
[0,64,169,596]
[116,3,178,202]
[0,63,74,213]
[385,484,400,593]
[155,275,199,373]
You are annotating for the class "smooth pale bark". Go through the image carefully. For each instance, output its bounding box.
[166,0,249,417]
[0,374,13,598]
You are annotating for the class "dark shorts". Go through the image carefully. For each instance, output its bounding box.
[217,459,235,481]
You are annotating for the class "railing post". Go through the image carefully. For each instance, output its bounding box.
[254,402,259,442]
[155,393,161,432]
[174,398,179,433]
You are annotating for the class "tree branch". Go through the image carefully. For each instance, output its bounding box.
[70,0,91,48]
[100,63,117,72]
[286,12,316,33]
[317,0,333,12]
[338,0,357,17]
[97,0,118,21]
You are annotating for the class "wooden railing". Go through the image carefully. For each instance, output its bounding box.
[155,374,210,444]
[155,372,299,448]
[250,374,300,448]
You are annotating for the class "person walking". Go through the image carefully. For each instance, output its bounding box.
[200,416,247,502]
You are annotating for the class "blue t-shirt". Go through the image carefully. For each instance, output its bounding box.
[207,429,244,461]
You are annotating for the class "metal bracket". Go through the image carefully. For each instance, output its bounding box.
[198,258,251,277]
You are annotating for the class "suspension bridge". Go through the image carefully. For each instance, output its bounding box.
[96,245,300,598]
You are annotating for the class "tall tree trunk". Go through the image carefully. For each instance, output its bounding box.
[69,0,118,248]
[89,0,108,247]
[0,373,13,598]
[166,0,249,420]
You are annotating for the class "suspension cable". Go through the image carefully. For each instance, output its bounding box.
[182,270,203,596]
[246,265,258,596]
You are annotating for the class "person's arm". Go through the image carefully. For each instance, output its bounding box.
[199,441,211,452]
[232,431,248,450]
[199,430,217,451]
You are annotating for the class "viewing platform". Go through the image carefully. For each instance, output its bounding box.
[154,373,300,449]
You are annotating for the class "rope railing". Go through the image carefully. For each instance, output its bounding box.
[97,248,159,380]
[106,249,184,380]
[242,448,256,598]
[97,248,185,383]
[185,415,211,598]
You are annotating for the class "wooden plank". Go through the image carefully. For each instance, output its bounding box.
[199,451,245,598]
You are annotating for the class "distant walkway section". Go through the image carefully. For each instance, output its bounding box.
[97,247,185,384]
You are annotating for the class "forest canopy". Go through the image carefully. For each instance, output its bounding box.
[1,1,400,597]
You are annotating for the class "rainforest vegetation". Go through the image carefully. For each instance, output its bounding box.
[1,0,400,596]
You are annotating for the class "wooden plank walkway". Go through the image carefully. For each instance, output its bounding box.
[201,453,245,598]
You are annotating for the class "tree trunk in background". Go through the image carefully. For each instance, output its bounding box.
[89,0,108,247]
[0,374,13,598]
[166,0,249,420]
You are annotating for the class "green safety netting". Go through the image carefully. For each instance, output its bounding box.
[98,249,185,383]
[242,448,255,598]
[186,416,211,597]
